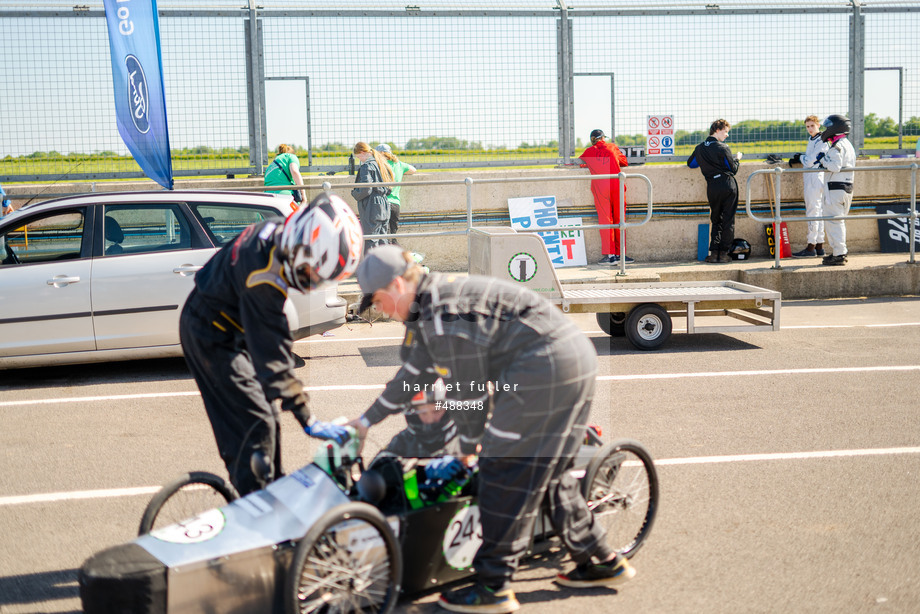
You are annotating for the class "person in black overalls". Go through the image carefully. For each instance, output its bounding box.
[179,193,363,496]
[348,246,635,614]
[688,119,743,263]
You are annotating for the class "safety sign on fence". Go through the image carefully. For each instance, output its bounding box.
[507,196,587,268]
[646,115,674,156]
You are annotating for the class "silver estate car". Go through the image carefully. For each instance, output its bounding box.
[0,190,347,369]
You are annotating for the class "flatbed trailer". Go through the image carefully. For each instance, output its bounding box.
[469,227,781,350]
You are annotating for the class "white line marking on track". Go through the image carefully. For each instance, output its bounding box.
[596,365,920,381]
[654,447,920,466]
[3,446,919,507]
[3,365,919,408]
[0,486,160,506]
[295,336,404,344]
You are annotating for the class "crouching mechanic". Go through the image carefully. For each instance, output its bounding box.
[347,245,634,614]
[180,193,363,496]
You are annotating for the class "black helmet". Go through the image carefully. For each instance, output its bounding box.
[590,129,606,143]
[820,114,850,142]
[728,238,752,260]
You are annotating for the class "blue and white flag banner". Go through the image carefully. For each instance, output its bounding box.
[103,0,173,189]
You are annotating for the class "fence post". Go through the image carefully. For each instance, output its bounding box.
[244,1,266,176]
[911,164,918,264]
[849,0,866,150]
[556,1,574,165]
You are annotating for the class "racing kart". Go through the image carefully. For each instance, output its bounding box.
[79,427,658,614]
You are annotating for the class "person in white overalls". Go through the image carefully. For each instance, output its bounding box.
[792,115,829,258]
[815,114,856,266]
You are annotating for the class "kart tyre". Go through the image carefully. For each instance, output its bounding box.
[580,439,658,559]
[138,471,239,536]
[596,311,627,337]
[286,502,402,614]
[625,303,671,350]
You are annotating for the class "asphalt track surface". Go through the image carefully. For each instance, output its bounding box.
[2,296,920,614]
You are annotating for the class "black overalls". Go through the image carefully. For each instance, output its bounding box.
[688,136,741,253]
[179,219,312,496]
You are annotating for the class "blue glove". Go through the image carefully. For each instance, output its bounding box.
[305,420,350,446]
[815,152,826,165]
[425,456,466,482]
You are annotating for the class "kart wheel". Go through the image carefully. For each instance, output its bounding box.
[625,304,671,350]
[596,312,627,337]
[580,440,658,559]
[286,502,402,614]
[138,471,238,536]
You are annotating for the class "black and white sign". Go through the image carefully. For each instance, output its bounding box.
[876,204,920,253]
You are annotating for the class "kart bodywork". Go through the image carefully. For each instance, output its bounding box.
[80,439,657,614]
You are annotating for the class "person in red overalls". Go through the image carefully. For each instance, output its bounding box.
[578,129,631,264]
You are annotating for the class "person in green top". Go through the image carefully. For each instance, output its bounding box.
[376,143,417,245]
[264,144,305,204]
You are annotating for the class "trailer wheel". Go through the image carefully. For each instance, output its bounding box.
[596,312,627,337]
[625,304,671,350]
[286,502,402,614]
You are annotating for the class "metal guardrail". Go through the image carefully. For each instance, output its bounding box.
[315,171,654,276]
[745,164,919,268]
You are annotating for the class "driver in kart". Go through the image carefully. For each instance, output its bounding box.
[180,193,362,496]
[348,245,635,614]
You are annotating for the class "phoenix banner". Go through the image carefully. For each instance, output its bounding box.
[103,0,173,189]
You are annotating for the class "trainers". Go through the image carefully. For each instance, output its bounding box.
[438,583,520,614]
[822,254,847,266]
[704,252,724,263]
[815,246,826,256]
[556,554,636,588]
[596,255,616,265]
[792,247,817,258]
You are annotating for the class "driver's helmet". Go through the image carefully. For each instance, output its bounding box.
[279,193,362,292]
[820,114,851,143]
[728,238,752,260]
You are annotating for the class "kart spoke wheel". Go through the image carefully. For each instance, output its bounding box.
[286,502,401,614]
[138,471,238,536]
[580,440,658,559]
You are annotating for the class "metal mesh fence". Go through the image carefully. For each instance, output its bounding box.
[1,0,919,183]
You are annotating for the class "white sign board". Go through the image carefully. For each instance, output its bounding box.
[647,114,675,155]
[507,196,587,268]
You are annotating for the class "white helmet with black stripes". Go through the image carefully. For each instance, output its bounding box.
[279,193,363,292]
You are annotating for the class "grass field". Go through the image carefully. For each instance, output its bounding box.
[2,137,916,183]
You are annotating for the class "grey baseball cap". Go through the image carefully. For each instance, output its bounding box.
[356,245,409,312]
[375,143,392,153]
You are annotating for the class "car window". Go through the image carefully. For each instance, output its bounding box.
[1,210,85,266]
[103,204,192,256]
[190,203,280,246]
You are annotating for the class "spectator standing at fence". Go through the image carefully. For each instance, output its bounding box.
[376,143,416,245]
[348,245,636,614]
[0,183,13,217]
[352,141,394,254]
[578,129,632,264]
[264,144,306,205]
[792,115,829,258]
[815,114,855,266]
[687,119,742,263]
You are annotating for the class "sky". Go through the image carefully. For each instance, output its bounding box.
[0,2,917,162]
